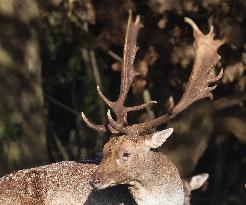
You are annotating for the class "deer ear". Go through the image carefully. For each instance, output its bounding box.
[190,173,209,191]
[145,128,173,149]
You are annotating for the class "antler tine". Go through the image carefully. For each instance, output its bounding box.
[126,101,157,112]
[81,112,106,132]
[96,86,113,107]
[119,12,140,102]
[124,17,225,135]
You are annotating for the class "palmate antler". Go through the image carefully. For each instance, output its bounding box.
[82,13,225,135]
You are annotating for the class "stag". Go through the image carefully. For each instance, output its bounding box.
[0,12,224,205]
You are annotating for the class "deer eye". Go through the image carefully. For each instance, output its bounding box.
[122,152,131,158]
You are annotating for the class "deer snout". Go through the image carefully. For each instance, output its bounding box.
[89,179,99,190]
[90,170,118,190]
[89,172,102,190]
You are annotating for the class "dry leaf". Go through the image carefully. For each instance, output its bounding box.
[170,43,194,68]
[145,46,159,66]
[222,62,245,84]
[132,79,147,94]
[111,62,122,72]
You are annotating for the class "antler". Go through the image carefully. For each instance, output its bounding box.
[121,17,225,134]
[82,15,224,135]
[81,12,156,133]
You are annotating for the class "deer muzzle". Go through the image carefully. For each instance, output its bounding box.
[90,172,110,190]
[89,172,102,190]
[90,170,120,190]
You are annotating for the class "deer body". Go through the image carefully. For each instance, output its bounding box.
[0,155,182,205]
[0,161,135,205]
[0,162,95,205]
[0,161,207,205]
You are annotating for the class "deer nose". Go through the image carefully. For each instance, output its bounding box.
[89,172,101,190]
[89,179,98,190]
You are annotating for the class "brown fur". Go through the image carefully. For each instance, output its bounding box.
[0,161,136,205]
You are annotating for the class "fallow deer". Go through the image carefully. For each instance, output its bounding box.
[0,12,224,205]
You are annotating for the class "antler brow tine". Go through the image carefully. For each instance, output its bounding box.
[81,112,106,132]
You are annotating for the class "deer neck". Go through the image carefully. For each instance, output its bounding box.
[128,152,184,205]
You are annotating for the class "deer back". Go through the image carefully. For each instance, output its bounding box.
[0,161,137,205]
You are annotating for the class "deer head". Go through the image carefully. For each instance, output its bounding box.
[82,12,224,204]
[90,128,173,190]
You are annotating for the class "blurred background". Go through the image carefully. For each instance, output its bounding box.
[0,0,245,204]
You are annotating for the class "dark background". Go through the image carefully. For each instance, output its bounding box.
[0,0,245,204]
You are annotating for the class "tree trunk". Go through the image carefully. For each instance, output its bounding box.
[0,0,48,176]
